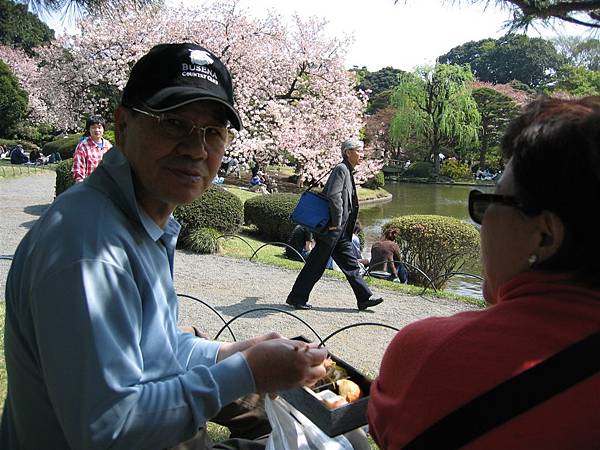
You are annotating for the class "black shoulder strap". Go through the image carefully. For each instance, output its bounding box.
[404,328,600,450]
[304,166,336,192]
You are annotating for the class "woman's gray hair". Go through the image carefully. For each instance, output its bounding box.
[341,138,364,158]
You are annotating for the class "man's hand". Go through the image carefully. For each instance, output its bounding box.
[243,339,327,393]
[217,332,282,362]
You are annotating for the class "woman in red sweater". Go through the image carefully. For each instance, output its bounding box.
[368,96,600,449]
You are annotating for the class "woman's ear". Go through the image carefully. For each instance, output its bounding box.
[536,211,565,263]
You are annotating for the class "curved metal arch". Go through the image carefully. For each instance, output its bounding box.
[321,322,400,347]
[177,293,237,342]
[214,307,324,345]
[419,271,484,296]
[215,234,256,255]
[365,259,435,290]
[249,242,305,263]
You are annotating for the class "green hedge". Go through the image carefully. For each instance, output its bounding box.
[404,161,433,178]
[55,158,75,197]
[383,215,480,288]
[174,186,243,247]
[440,159,472,181]
[43,131,115,159]
[244,193,300,242]
[181,227,221,254]
[363,171,385,189]
[0,139,40,153]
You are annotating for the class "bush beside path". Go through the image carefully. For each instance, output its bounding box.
[0,174,479,378]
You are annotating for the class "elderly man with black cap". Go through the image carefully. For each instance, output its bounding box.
[1,44,328,450]
[286,138,384,311]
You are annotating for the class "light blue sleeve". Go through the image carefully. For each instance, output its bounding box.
[31,260,255,450]
[177,332,222,368]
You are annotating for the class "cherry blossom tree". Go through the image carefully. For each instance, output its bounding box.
[0,44,76,129]
[19,0,380,183]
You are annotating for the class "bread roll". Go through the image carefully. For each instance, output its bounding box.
[336,379,361,402]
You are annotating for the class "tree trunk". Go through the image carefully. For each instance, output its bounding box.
[479,132,489,169]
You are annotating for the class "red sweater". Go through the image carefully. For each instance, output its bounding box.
[368,271,600,449]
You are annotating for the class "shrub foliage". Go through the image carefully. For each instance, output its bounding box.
[55,158,75,197]
[182,227,221,254]
[383,214,480,288]
[363,171,385,189]
[244,193,300,242]
[404,161,434,178]
[43,131,115,160]
[42,135,80,159]
[440,159,472,181]
[174,186,243,246]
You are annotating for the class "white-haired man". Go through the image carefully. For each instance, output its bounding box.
[286,138,384,311]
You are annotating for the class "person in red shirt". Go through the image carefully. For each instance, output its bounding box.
[71,115,113,182]
[368,96,600,449]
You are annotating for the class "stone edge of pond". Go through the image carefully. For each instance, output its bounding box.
[359,192,393,206]
[387,177,496,188]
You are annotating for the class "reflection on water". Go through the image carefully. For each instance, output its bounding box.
[358,182,493,298]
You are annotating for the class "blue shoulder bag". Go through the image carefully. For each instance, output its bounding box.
[290,168,334,234]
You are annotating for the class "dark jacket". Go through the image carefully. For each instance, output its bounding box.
[320,160,357,244]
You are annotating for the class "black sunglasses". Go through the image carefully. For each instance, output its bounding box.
[468,190,533,225]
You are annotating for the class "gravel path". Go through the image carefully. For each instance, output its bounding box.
[0,173,480,374]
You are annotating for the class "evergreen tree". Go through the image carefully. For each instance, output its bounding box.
[0,0,54,54]
[0,59,28,137]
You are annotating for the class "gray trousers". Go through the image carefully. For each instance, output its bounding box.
[168,394,269,450]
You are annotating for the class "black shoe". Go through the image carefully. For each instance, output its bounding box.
[286,299,313,310]
[357,296,383,311]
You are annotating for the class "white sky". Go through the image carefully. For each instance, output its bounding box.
[43,0,591,71]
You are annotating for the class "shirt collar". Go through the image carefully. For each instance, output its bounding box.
[86,147,181,243]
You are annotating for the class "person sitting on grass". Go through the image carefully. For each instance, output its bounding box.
[9,145,30,165]
[368,227,408,283]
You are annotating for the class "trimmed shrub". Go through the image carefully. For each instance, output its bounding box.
[404,161,433,178]
[43,130,115,159]
[43,135,80,159]
[174,186,243,245]
[182,227,221,254]
[55,158,74,197]
[0,138,39,153]
[383,215,480,288]
[440,159,472,182]
[244,193,300,242]
[363,171,385,189]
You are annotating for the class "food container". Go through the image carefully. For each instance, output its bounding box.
[279,336,372,437]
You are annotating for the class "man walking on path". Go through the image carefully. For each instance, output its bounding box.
[286,138,384,311]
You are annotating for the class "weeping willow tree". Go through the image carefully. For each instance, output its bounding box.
[389,64,480,176]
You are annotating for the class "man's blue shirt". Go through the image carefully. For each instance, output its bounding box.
[1,148,255,449]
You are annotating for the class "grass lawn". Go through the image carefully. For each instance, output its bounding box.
[0,159,57,179]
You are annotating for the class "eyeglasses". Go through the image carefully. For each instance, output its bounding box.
[468,189,533,225]
[132,107,233,150]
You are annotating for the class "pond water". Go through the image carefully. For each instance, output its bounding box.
[358,182,494,298]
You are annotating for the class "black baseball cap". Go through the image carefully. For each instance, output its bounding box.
[121,43,242,130]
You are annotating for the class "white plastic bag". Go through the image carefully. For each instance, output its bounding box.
[264,396,353,450]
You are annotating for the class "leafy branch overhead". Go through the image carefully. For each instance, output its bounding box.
[395,0,600,29]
